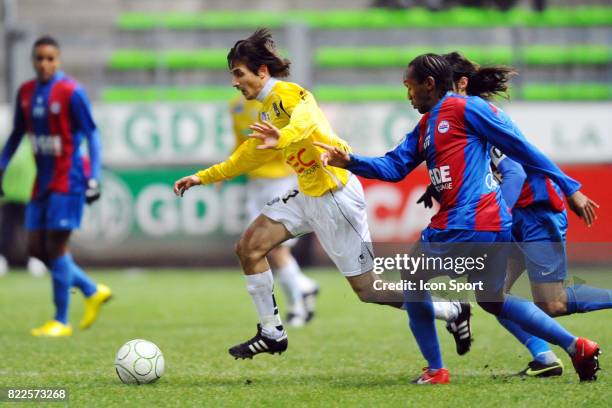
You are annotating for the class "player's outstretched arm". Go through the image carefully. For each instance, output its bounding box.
[173,175,201,197]
[313,141,351,168]
[567,191,599,227]
[316,125,423,182]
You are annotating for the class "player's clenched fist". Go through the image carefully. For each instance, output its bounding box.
[313,142,351,168]
[173,174,201,197]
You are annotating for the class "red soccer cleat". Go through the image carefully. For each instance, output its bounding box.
[411,367,450,385]
[571,338,602,381]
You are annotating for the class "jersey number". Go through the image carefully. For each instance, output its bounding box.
[282,190,299,204]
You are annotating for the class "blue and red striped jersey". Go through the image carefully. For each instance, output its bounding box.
[515,174,565,212]
[0,71,102,200]
[348,92,580,232]
[489,111,566,213]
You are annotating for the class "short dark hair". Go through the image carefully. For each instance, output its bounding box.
[442,51,516,99]
[227,28,291,78]
[32,35,60,51]
[407,53,453,98]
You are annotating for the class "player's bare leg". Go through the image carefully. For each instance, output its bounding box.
[27,230,48,265]
[230,214,293,359]
[504,256,526,294]
[530,281,568,316]
[347,270,404,308]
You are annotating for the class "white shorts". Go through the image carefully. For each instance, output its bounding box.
[262,174,374,277]
[246,176,299,248]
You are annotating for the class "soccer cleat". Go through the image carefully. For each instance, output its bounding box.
[303,286,320,323]
[31,320,72,337]
[228,324,288,359]
[411,367,450,385]
[80,284,113,329]
[571,337,601,381]
[517,358,564,377]
[445,301,472,355]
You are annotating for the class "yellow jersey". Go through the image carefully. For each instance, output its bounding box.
[197,79,352,197]
[229,96,292,179]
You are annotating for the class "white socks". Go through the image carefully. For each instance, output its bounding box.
[245,270,284,339]
[274,257,307,317]
[432,300,460,322]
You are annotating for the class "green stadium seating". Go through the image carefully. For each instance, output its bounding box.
[101,83,612,102]
[108,45,611,71]
[116,7,612,30]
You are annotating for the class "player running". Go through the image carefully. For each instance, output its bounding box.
[317,53,601,383]
[434,51,611,378]
[174,29,470,359]
[0,36,111,337]
[229,95,319,327]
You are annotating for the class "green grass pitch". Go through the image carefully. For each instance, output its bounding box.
[0,268,610,407]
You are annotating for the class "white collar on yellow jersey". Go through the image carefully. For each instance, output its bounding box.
[256,77,278,102]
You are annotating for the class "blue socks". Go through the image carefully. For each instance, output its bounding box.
[565,285,612,314]
[500,295,576,351]
[498,317,556,364]
[50,255,73,324]
[404,290,443,370]
[66,254,97,297]
[49,253,98,324]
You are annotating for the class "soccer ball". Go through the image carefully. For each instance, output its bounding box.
[114,339,165,385]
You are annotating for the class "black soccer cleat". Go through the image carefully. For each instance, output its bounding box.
[228,324,288,360]
[445,301,472,356]
[303,286,320,323]
[517,359,564,378]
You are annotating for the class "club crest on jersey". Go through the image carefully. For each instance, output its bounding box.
[260,111,271,122]
[437,120,450,134]
[50,102,61,114]
[272,102,281,117]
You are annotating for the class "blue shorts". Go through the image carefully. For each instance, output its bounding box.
[511,205,568,283]
[420,227,511,295]
[25,193,85,231]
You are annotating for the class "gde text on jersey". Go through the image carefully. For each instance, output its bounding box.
[30,134,62,156]
[429,165,452,191]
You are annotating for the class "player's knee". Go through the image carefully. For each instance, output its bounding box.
[28,242,46,264]
[477,301,503,316]
[353,284,376,303]
[537,301,567,317]
[235,236,266,265]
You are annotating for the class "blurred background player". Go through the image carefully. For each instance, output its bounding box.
[0,35,111,337]
[319,53,601,383]
[437,51,612,378]
[229,94,319,327]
